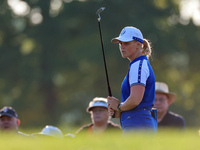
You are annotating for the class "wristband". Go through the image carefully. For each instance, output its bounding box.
[117,103,122,112]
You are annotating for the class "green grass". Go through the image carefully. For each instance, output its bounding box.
[1,129,200,150]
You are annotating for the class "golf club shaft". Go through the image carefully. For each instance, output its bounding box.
[97,20,112,96]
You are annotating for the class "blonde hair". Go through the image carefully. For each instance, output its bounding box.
[142,39,152,59]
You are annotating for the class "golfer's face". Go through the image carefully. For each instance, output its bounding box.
[119,40,140,60]
[154,93,170,113]
[90,107,109,123]
[0,115,19,131]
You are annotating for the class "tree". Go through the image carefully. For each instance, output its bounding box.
[0,0,200,128]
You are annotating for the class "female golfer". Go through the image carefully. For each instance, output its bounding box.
[107,26,157,133]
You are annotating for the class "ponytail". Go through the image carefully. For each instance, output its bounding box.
[142,39,152,59]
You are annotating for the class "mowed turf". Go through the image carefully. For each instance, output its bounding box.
[0,129,199,150]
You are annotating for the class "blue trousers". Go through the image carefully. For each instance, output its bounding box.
[121,109,158,134]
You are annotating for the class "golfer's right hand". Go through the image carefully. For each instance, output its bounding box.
[107,96,120,111]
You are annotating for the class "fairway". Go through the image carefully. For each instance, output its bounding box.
[1,129,199,150]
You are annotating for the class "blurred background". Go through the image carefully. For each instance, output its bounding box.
[0,0,200,131]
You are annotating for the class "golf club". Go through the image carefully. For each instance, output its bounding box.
[96,7,112,97]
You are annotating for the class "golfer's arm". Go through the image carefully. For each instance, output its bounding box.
[120,85,145,111]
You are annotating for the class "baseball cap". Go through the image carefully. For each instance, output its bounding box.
[111,26,144,43]
[86,97,108,112]
[0,106,18,118]
[35,125,63,138]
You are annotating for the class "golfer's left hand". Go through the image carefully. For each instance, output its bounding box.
[108,108,114,116]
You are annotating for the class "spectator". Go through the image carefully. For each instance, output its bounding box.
[0,106,29,136]
[153,82,186,129]
[76,97,121,135]
[32,125,63,139]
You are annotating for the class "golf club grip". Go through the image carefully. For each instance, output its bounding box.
[108,86,115,117]
[108,87,115,118]
[108,86,112,96]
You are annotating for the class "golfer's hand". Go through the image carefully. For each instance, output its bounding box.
[108,108,114,116]
[107,96,120,111]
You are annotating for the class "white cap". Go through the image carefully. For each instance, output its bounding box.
[111,26,144,43]
[38,125,63,138]
[64,133,76,138]
[86,97,108,112]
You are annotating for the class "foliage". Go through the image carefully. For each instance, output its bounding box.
[0,0,200,128]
